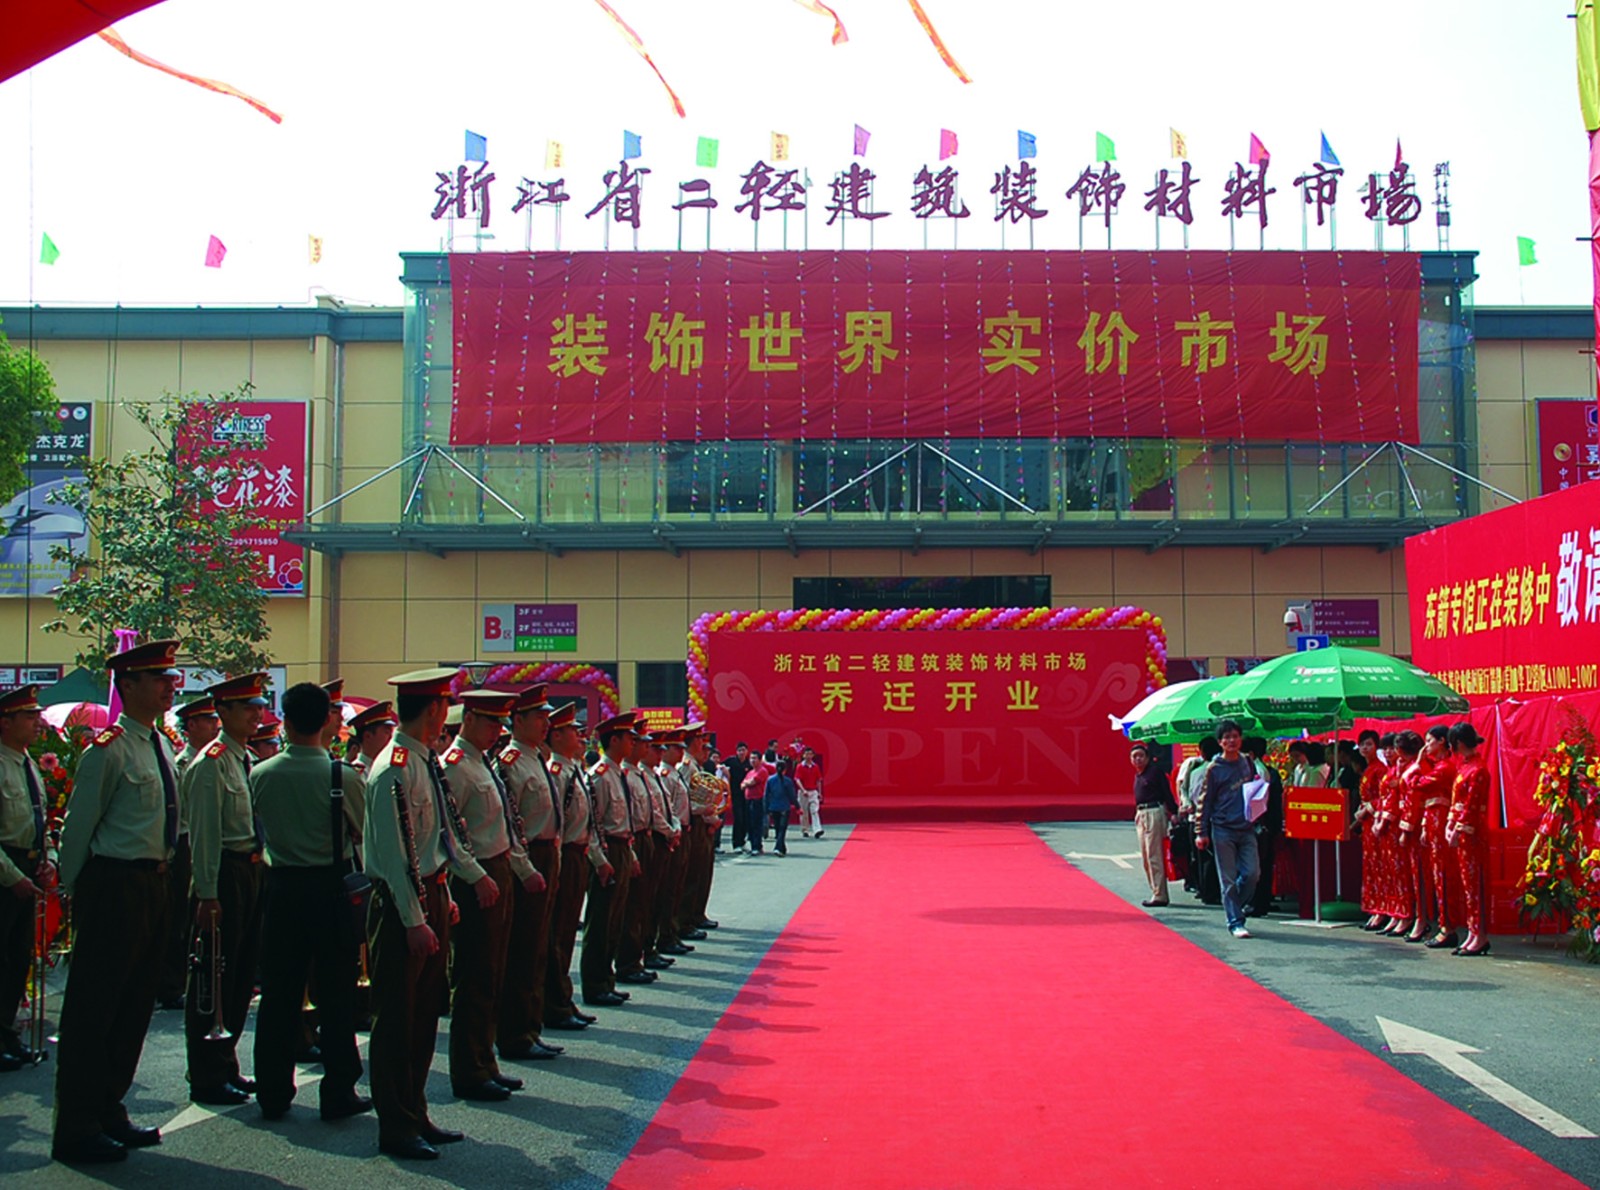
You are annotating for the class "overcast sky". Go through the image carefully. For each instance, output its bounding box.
[0,1,1590,311]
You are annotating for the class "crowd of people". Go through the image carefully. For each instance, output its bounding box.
[0,643,733,1164]
[1131,719,1491,952]
[720,738,825,857]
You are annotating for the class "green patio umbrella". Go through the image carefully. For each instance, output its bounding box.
[1208,644,1468,724]
[1116,676,1322,744]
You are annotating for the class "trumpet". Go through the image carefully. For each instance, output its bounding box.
[189,919,231,1041]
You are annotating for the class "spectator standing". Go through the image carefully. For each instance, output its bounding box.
[1179,737,1221,903]
[1130,744,1177,907]
[740,752,774,855]
[724,744,751,853]
[1242,736,1284,918]
[795,748,824,839]
[1196,721,1259,939]
[763,759,798,857]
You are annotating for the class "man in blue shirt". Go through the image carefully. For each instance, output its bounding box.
[1196,720,1260,938]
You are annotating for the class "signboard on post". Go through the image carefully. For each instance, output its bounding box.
[482,603,580,652]
[1535,399,1600,495]
[1309,599,1381,646]
[1284,785,1349,841]
[1296,634,1331,652]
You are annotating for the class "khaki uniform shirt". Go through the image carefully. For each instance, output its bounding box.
[621,762,652,835]
[0,743,46,887]
[646,765,680,836]
[500,741,560,842]
[249,743,359,868]
[442,738,534,883]
[57,714,175,891]
[364,731,484,929]
[586,757,636,864]
[659,762,691,831]
[187,733,257,899]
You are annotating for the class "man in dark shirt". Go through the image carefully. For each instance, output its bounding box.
[1130,744,1177,908]
[1196,720,1260,938]
[724,744,751,853]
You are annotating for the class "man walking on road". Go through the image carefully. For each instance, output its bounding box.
[1195,720,1259,938]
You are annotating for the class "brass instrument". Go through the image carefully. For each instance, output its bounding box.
[190,918,232,1041]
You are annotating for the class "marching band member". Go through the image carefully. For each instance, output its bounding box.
[543,703,603,1031]
[580,714,637,1008]
[616,720,658,987]
[0,684,48,1071]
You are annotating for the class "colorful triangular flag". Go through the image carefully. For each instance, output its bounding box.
[1018,130,1037,159]
[853,123,870,157]
[39,233,60,265]
[545,140,563,169]
[464,129,487,162]
[204,235,226,268]
[771,131,790,162]
[1319,132,1339,167]
[1249,133,1269,165]
[939,128,958,160]
[1095,131,1115,162]
[696,136,719,167]
[1169,128,1187,159]
[1517,236,1538,266]
[623,130,642,160]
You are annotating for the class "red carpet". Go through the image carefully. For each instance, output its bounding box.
[614,824,1580,1189]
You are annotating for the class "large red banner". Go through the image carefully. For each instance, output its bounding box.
[1407,481,1600,705]
[705,627,1150,810]
[450,251,1419,446]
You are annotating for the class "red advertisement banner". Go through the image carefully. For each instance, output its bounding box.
[1283,785,1348,841]
[1535,399,1600,495]
[704,627,1151,807]
[450,250,1419,446]
[1407,481,1600,704]
[194,400,309,596]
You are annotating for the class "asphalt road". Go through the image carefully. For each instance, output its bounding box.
[0,832,849,1189]
[1035,820,1600,1188]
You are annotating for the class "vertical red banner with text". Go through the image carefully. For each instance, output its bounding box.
[705,628,1150,814]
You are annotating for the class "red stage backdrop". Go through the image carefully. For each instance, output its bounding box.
[691,608,1165,815]
[450,250,1420,445]
[1407,481,1600,705]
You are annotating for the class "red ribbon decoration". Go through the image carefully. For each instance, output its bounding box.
[590,0,687,118]
[97,27,282,124]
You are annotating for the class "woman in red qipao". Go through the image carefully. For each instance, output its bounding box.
[1446,722,1493,956]
[1354,730,1392,931]
[1383,731,1425,939]
[1415,725,1460,949]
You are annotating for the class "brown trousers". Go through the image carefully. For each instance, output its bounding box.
[678,819,715,932]
[448,851,513,1090]
[369,876,451,1145]
[497,839,559,1053]
[53,857,169,1145]
[186,850,264,1090]
[157,835,192,1002]
[544,841,589,1021]
[619,831,657,975]
[580,838,632,998]
[654,834,690,951]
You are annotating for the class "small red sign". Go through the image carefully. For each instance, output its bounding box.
[1284,785,1348,841]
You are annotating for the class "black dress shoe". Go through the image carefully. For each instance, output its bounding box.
[682,928,708,940]
[1140,899,1170,908]
[421,1123,465,1144]
[574,1010,598,1023]
[191,1083,250,1107]
[259,1102,291,1121]
[0,1051,22,1073]
[547,1016,588,1031]
[619,970,657,985]
[501,1041,558,1061]
[698,919,719,929]
[231,1075,257,1094]
[644,955,674,969]
[662,942,693,955]
[534,1040,564,1056]
[104,1121,161,1148]
[321,1094,373,1120]
[455,1080,511,1102]
[157,995,186,1011]
[491,1074,524,1091]
[379,1136,439,1161]
[53,1133,128,1164]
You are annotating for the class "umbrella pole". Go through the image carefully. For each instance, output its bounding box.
[1314,845,1322,924]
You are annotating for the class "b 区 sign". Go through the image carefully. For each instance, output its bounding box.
[1407,481,1600,703]
[451,250,1419,446]
[703,626,1151,808]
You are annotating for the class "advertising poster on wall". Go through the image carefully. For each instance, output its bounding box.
[0,401,93,598]
[193,400,309,596]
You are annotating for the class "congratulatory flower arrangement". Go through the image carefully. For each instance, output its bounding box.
[1520,708,1600,962]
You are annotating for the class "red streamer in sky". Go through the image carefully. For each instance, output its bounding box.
[590,0,687,118]
[97,27,283,124]
[905,0,971,84]
[793,0,849,45]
